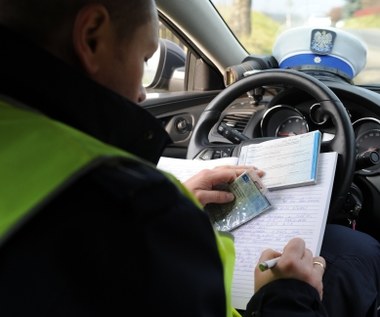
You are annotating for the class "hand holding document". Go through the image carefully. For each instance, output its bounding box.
[157,132,337,310]
[206,170,272,231]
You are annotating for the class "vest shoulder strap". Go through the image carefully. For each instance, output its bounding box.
[0,99,141,241]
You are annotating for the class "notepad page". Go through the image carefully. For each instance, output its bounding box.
[157,156,238,182]
[231,152,337,309]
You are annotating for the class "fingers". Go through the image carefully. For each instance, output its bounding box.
[312,256,326,300]
[282,237,306,255]
[280,239,325,300]
[214,165,265,178]
[208,166,264,185]
[183,165,264,206]
[254,238,326,300]
[257,248,282,266]
[183,168,236,206]
[254,249,282,293]
[195,189,234,206]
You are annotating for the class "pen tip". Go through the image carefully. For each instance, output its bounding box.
[258,263,268,272]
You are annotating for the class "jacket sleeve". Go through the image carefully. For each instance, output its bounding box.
[243,279,328,317]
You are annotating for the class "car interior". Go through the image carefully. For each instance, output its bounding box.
[141,0,380,242]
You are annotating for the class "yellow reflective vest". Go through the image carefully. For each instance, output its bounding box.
[0,98,241,317]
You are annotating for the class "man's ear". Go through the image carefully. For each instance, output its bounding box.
[72,4,111,75]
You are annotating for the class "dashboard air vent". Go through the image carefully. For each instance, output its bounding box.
[221,113,251,133]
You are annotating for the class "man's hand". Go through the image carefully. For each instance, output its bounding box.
[254,238,325,300]
[183,165,264,206]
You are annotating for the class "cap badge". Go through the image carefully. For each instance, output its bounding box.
[310,29,336,55]
[313,56,322,64]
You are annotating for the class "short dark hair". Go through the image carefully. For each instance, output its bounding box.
[0,0,155,46]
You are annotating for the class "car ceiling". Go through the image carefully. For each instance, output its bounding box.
[156,0,248,74]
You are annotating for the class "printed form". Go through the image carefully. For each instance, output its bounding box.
[238,130,321,189]
[158,130,321,190]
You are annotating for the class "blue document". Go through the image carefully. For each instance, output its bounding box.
[237,130,322,190]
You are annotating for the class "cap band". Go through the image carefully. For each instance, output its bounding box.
[279,53,355,79]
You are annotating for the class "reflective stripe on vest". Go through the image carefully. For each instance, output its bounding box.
[0,99,240,317]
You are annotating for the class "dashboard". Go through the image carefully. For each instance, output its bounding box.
[260,97,380,176]
[207,78,380,238]
[353,117,380,175]
[211,81,380,176]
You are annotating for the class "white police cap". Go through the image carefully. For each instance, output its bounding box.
[272,26,367,80]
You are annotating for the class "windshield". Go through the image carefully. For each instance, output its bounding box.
[211,0,380,85]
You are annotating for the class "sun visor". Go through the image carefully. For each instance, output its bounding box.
[272,26,367,81]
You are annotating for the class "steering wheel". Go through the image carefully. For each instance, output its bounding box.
[187,69,355,222]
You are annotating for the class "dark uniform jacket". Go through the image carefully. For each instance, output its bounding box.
[0,24,326,317]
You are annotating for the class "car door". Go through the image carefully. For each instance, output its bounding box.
[140,20,224,159]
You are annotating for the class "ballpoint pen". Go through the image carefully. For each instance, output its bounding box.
[258,256,281,272]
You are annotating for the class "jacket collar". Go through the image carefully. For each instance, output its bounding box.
[0,24,171,164]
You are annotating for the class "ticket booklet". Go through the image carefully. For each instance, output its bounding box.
[206,170,272,231]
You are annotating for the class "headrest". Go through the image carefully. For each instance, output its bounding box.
[272,26,367,80]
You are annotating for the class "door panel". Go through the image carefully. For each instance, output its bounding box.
[142,91,220,158]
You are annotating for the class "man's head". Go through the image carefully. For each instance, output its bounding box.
[0,0,159,102]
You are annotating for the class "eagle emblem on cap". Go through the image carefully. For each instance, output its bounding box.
[310,29,336,55]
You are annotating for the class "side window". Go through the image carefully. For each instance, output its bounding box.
[143,22,187,93]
